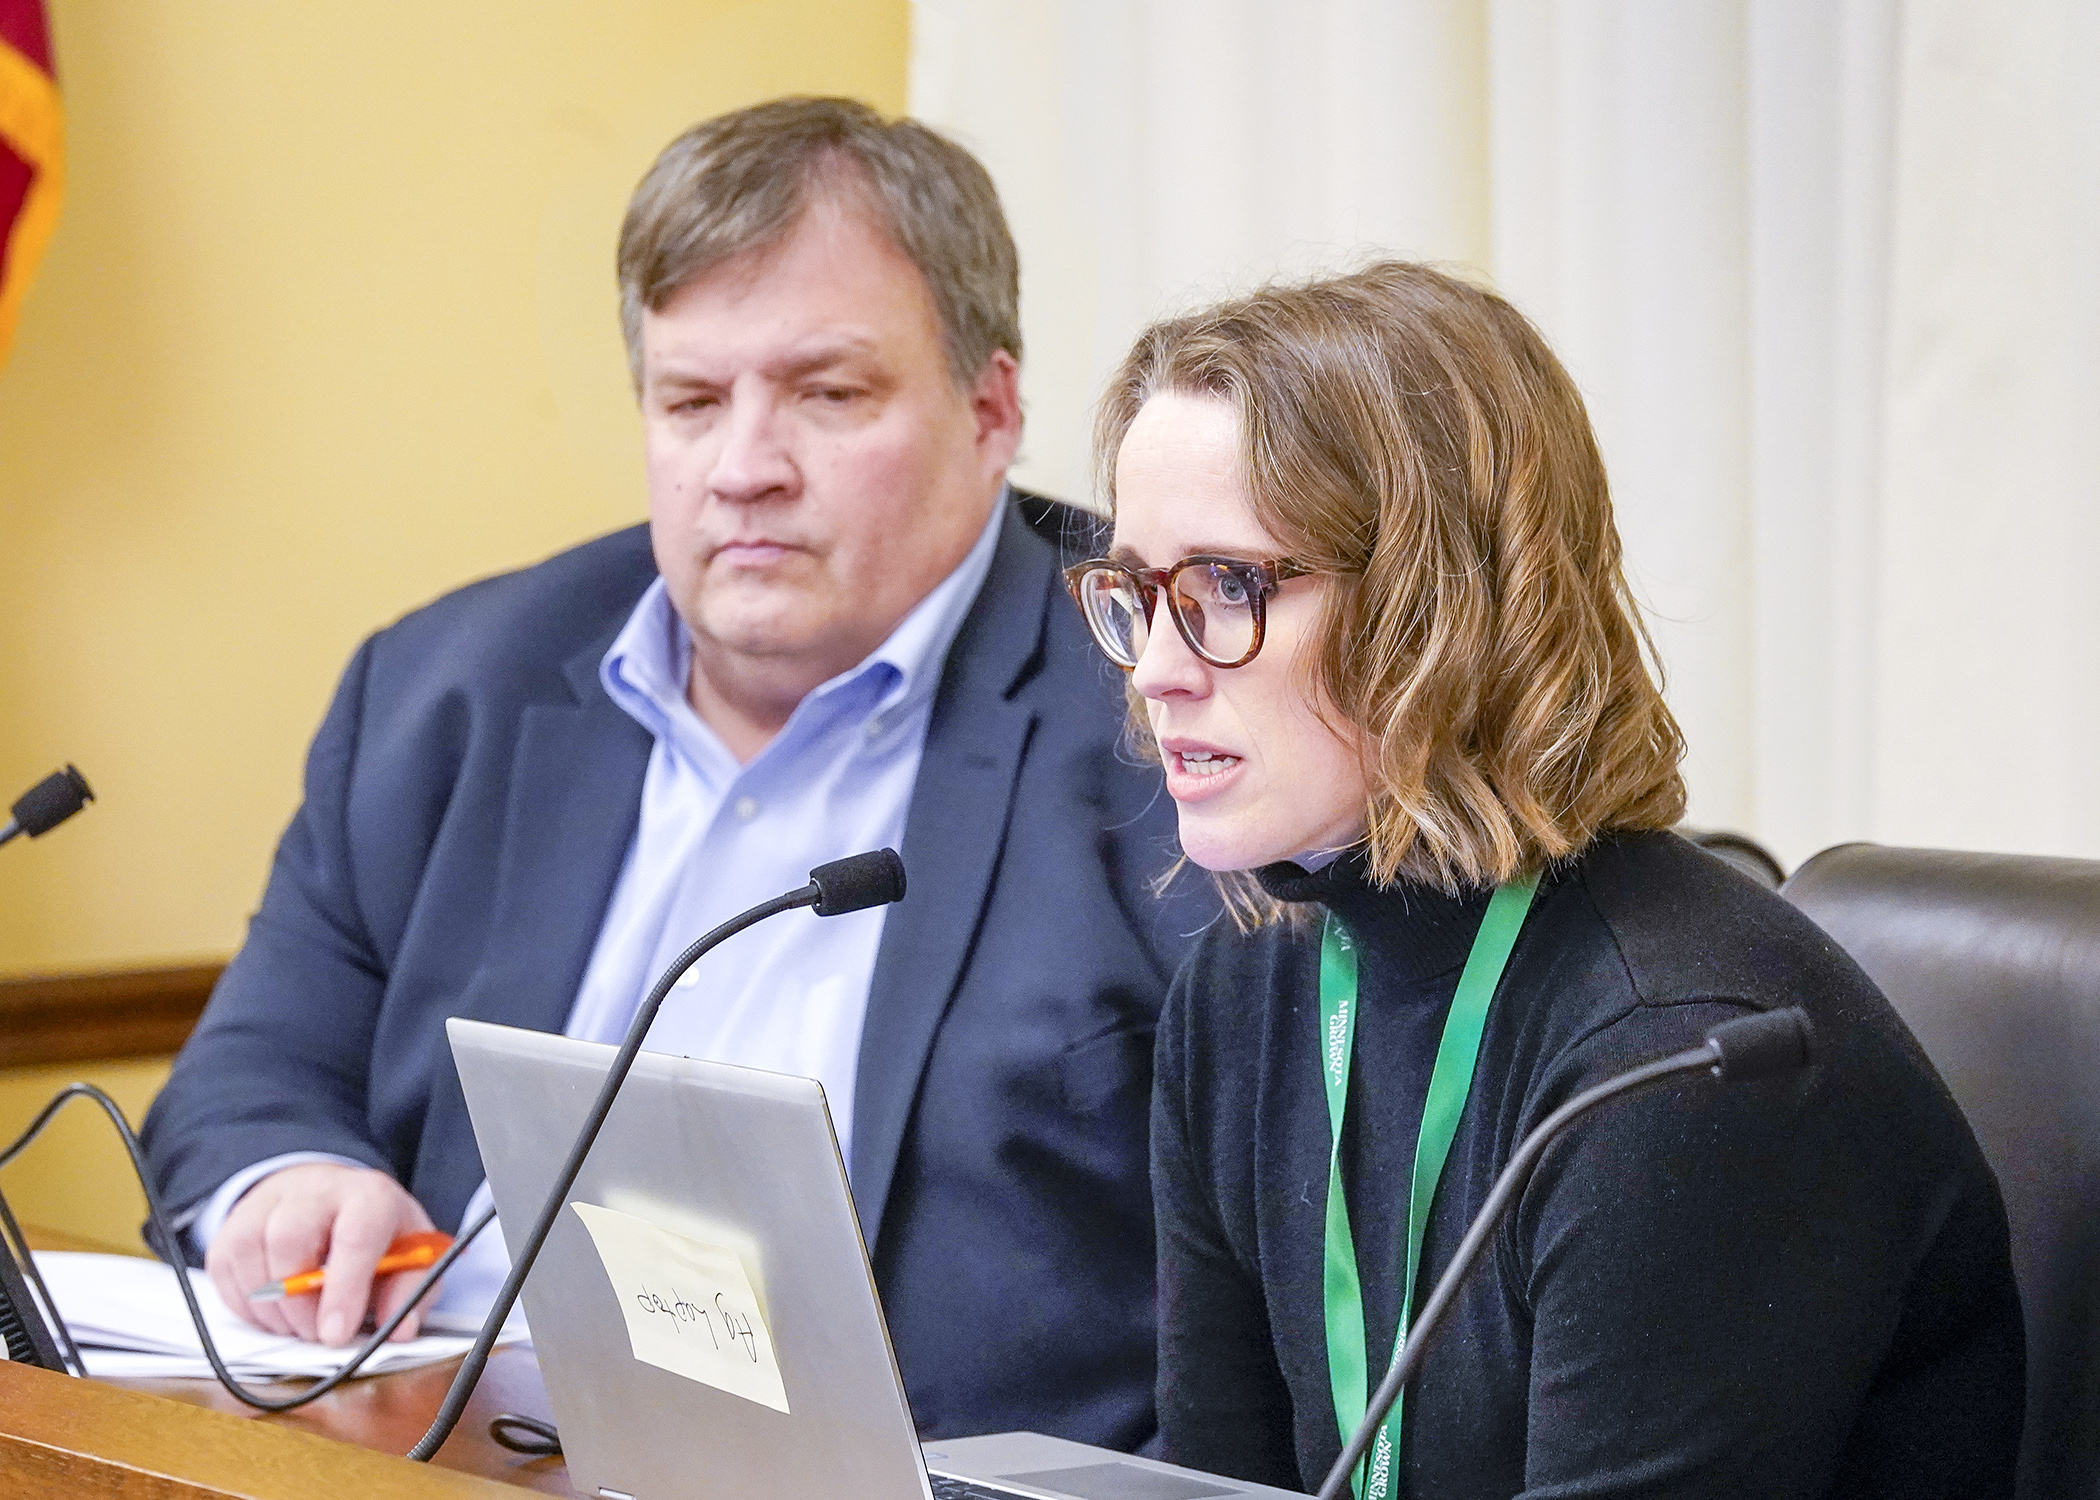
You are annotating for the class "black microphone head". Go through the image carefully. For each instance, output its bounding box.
[1706,1006,1814,1083]
[809,849,906,917]
[11,765,93,838]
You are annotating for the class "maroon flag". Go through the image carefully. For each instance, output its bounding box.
[0,0,61,369]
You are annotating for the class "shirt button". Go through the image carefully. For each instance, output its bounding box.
[864,718,883,741]
[733,795,759,822]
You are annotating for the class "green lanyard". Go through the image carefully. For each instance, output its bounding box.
[1319,871,1539,1500]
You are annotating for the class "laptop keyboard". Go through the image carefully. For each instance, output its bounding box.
[929,1474,1032,1500]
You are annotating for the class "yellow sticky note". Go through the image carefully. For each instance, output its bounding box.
[570,1201,790,1414]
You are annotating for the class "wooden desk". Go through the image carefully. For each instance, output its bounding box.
[15,1227,576,1495]
[0,1357,525,1499]
[121,1345,574,1495]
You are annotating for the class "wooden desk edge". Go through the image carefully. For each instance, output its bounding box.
[0,1358,522,1500]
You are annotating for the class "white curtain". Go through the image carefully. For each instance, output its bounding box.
[911,0,2100,868]
[910,1,1495,519]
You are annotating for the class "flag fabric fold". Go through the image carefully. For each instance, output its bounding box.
[0,0,61,369]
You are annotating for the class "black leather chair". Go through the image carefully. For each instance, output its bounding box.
[1677,826,1786,888]
[1782,843,2100,1500]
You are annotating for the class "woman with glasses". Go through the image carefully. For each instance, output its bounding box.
[1068,263,2021,1498]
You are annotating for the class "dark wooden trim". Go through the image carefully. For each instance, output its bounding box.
[0,964,225,1069]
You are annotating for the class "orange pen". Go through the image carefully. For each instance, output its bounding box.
[246,1229,453,1303]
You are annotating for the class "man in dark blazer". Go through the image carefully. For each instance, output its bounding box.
[141,98,1206,1449]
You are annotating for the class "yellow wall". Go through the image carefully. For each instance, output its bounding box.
[0,1,910,979]
[0,2,908,1247]
[0,1059,168,1253]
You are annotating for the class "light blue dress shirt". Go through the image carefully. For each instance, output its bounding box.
[196,498,1006,1328]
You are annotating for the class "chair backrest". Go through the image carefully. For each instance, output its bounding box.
[1781,843,2100,1500]
[1677,826,1786,888]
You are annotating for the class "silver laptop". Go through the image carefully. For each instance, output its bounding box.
[449,1019,1304,1500]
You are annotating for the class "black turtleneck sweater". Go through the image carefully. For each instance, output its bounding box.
[1153,830,2022,1499]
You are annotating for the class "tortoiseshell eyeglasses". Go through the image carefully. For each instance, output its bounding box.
[1062,555,1314,670]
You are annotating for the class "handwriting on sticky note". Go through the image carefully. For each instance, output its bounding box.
[570,1202,789,1413]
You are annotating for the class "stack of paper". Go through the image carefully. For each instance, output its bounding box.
[31,1251,518,1381]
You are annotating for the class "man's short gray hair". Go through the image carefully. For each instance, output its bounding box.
[616,96,1021,386]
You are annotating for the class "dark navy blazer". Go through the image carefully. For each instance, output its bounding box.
[141,497,1213,1447]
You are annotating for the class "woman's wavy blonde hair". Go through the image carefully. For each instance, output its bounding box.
[1095,261,1686,906]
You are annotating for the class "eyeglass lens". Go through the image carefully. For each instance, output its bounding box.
[1077,562,1260,668]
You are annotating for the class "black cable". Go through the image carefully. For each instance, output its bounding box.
[488,1412,563,1456]
[0,1081,493,1412]
[11,849,900,1459]
[405,883,821,1462]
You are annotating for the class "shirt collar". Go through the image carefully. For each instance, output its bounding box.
[599,489,1010,756]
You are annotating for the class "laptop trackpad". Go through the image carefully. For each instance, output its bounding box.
[1001,1463,1236,1500]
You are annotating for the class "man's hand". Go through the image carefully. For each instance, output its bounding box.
[205,1162,439,1347]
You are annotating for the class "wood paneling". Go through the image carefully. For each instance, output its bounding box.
[0,965,223,1068]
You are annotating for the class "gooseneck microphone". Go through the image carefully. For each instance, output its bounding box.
[407,849,908,1463]
[1313,1006,1815,1500]
[0,765,98,1373]
[0,765,94,848]
[810,848,910,915]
